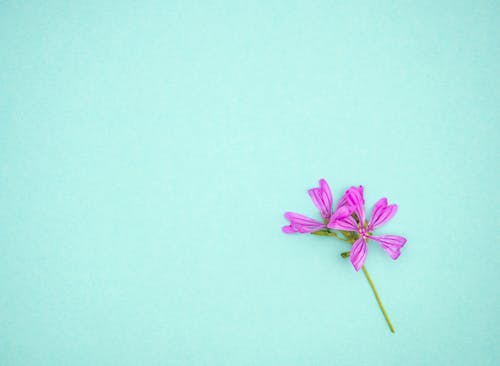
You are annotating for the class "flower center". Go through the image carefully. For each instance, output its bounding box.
[358,227,368,240]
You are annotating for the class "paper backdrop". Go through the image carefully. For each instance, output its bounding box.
[1,1,498,365]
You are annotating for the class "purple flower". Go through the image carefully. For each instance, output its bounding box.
[282,179,333,234]
[328,186,407,271]
[281,180,407,332]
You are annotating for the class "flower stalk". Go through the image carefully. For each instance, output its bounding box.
[339,239,395,332]
[282,178,406,333]
[361,266,395,333]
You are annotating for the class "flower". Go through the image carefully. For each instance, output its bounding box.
[328,186,407,271]
[282,179,333,233]
[281,180,407,332]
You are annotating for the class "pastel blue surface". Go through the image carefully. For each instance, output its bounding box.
[1,1,499,365]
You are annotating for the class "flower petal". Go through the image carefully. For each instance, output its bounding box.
[369,235,407,260]
[308,188,324,217]
[346,185,365,225]
[320,179,333,209]
[336,185,362,210]
[350,237,368,271]
[336,195,348,210]
[282,212,326,234]
[308,179,333,219]
[281,225,296,234]
[368,198,398,230]
[327,206,357,231]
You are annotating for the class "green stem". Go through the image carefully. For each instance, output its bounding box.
[311,230,350,242]
[310,231,334,237]
[313,231,395,332]
[340,251,350,258]
[361,266,395,333]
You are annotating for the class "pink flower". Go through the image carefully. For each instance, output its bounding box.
[282,179,333,234]
[328,186,407,271]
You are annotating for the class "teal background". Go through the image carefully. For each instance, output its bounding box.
[1,1,499,365]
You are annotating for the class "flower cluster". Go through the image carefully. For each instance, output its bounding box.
[282,179,407,271]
